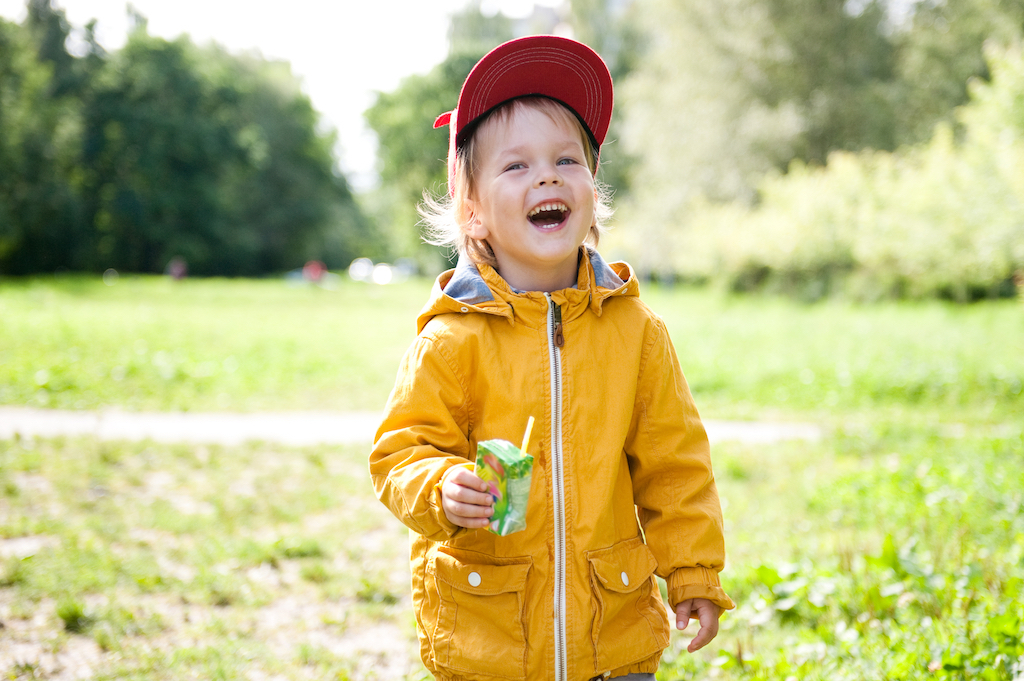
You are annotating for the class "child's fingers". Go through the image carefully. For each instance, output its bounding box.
[675,600,693,630]
[440,466,495,528]
[686,618,717,652]
[444,493,495,517]
[446,499,493,520]
[445,484,494,508]
[686,601,721,653]
[442,497,493,528]
[445,467,491,493]
[443,471,494,507]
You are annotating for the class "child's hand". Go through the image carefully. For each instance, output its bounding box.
[675,598,722,653]
[440,466,494,529]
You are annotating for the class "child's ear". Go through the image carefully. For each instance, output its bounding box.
[462,198,489,240]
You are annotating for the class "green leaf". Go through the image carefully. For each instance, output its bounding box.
[987,613,1020,638]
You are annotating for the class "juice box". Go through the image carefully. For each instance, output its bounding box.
[475,418,535,536]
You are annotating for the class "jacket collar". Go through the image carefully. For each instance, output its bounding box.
[417,247,637,334]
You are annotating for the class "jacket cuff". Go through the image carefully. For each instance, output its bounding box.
[667,566,736,612]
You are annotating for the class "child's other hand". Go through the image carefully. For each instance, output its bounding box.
[440,467,494,529]
[675,598,722,653]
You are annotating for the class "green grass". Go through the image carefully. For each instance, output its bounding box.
[661,424,1024,680]
[1,275,1022,679]
[643,286,1024,423]
[0,275,429,412]
[2,276,1021,423]
[0,436,419,679]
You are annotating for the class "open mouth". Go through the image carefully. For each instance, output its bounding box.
[527,202,569,228]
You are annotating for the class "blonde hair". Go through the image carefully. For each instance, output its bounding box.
[420,96,613,268]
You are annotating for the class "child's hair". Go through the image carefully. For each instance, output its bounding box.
[420,96,613,269]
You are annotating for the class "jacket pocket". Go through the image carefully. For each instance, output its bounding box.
[586,537,670,671]
[430,547,533,679]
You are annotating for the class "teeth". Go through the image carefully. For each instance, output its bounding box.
[528,202,568,218]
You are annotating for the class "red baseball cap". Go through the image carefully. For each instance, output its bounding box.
[434,35,614,194]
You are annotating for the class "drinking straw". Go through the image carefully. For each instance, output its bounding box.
[520,416,535,456]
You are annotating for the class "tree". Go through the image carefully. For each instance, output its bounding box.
[364,1,517,268]
[893,0,1024,143]
[200,45,376,273]
[611,0,1024,275]
[755,0,900,161]
[78,31,239,273]
[567,0,645,203]
[2,1,373,276]
[615,0,906,273]
[77,26,373,275]
[449,0,514,56]
[672,42,1024,300]
[0,4,85,274]
[364,51,483,267]
[25,0,83,97]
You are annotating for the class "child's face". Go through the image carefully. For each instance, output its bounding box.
[464,103,596,292]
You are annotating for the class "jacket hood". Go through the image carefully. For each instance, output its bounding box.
[416,246,638,334]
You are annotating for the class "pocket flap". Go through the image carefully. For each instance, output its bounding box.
[433,550,531,596]
[587,538,658,594]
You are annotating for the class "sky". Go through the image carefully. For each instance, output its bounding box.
[0,0,563,190]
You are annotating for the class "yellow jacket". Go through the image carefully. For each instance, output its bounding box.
[371,248,734,681]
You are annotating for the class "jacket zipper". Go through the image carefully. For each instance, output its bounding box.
[545,294,567,681]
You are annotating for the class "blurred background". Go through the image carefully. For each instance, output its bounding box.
[1,0,1021,299]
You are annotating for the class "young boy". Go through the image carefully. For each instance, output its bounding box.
[370,35,734,681]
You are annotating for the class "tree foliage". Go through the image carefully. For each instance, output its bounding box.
[567,0,644,202]
[362,1,520,270]
[619,0,901,218]
[0,6,85,272]
[893,0,1024,143]
[364,51,486,267]
[0,0,374,276]
[672,43,1024,301]
[613,0,1024,278]
[80,33,238,274]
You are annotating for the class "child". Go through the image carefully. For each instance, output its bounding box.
[370,35,734,681]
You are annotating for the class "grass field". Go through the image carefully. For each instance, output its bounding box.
[1,275,1022,680]
[1,437,419,679]
[0,276,429,413]
[2,275,1021,421]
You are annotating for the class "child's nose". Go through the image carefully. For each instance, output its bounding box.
[535,165,563,187]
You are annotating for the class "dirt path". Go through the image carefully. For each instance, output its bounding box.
[0,407,822,446]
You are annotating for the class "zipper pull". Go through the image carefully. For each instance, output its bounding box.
[553,303,565,348]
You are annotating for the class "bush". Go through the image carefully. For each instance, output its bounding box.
[668,43,1024,301]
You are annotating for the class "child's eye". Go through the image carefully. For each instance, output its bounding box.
[504,162,525,172]
[557,157,579,166]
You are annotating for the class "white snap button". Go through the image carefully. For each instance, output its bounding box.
[460,306,469,313]
[620,571,629,586]
[468,571,481,587]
